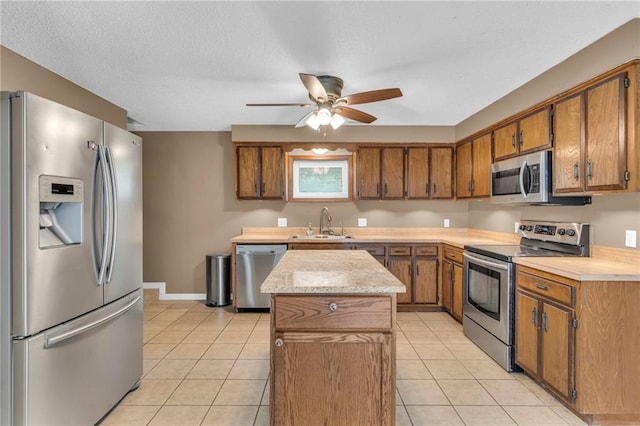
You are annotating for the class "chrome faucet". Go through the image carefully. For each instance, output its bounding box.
[319,207,332,235]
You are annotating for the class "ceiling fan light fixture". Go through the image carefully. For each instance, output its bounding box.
[306,113,320,130]
[316,108,332,126]
[330,113,345,129]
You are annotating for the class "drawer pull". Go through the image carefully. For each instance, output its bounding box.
[274,338,283,347]
[329,303,338,312]
[534,283,549,291]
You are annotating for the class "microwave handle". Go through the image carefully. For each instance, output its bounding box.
[519,160,529,198]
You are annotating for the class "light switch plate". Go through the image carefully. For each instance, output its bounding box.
[625,230,637,248]
[444,219,450,228]
[515,222,520,233]
[277,218,287,227]
[358,218,367,227]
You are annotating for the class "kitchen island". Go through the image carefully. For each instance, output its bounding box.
[261,250,405,426]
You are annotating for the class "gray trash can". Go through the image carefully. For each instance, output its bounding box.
[206,254,231,307]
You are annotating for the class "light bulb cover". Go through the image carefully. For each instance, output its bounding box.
[316,108,332,125]
[311,148,329,155]
[330,113,345,129]
[306,113,320,130]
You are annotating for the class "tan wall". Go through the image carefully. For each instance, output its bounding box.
[0,46,127,128]
[140,131,468,294]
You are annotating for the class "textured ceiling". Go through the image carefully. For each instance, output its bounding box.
[1,1,639,131]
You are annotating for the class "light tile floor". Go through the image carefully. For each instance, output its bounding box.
[100,293,587,426]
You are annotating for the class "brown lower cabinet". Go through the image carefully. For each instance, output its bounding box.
[441,245,464,321]
[270,294,396,426]
[515,265,640,424]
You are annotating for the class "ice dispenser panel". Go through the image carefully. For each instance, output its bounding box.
[39,175,83,248]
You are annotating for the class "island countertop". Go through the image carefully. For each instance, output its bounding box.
[260,250,406,294]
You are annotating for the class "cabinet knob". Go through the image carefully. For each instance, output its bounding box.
[274,338,284,347]
[329,303,338,312]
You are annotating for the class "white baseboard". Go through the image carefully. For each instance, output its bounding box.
[143,282,206,301]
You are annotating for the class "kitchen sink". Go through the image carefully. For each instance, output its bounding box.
[291,234,352,240]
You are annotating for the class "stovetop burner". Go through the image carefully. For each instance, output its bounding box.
[465,220,590,262]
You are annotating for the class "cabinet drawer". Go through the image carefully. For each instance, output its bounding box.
[517,272,574,306]
[389,246,412,256]
[415,245,438,257]
[353,244,386,256]
[274,296,392,330]
[444,246,464,264]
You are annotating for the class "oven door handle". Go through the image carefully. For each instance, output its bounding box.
[464,252,509,271]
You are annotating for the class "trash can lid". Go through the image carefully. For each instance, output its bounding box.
[206,253,230,258]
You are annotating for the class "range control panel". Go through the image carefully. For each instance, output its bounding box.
[518,220,589,246]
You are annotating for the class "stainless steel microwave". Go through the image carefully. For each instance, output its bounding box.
[490,151,591,205]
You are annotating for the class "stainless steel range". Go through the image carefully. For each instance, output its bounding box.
[462,220,589,371]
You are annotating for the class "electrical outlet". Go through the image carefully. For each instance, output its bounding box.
[515,222,520,233]
[444,219,450,228]
[625,230,637,248]
[358,218,367,227]
[277,218,287,227]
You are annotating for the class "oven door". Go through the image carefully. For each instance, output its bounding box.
[463,252,514,344]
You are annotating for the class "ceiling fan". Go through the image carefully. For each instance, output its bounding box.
[246,73,402,129]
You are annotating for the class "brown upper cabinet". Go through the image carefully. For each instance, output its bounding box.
[406,147,453,199]
[236,146,284,199]
[357,147,405,199]
[493,106,552,161]
[553,72,630,194]
[455,133,491,198]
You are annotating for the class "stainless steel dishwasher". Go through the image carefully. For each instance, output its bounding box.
[235,244,287,311]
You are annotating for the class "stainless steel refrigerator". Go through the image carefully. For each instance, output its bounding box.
[0,91,143,425]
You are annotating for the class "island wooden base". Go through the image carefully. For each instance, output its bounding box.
[269,294,397,426]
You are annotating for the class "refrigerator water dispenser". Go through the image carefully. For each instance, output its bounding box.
[39,175,82,248]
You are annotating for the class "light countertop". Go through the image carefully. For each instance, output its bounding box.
[260,250,406,294]
[514,256,640,282]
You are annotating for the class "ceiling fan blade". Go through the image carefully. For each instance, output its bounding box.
[299,73,328,102]
[338,88,402,105]
[246,103,314,107]
[334,107,377,124]
[295,110,315,128]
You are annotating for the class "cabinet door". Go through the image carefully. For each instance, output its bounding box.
[585,74,627,191]
[406,147,429,199]
[236,146,259,198]
[382,147,405,199]
[553,93,584,193]
[472,134,492,197]
[430,147,453,199]
[358,147,382,199]
[515,291,539,374]
[272,331,393,426]
[451,263,464,320]
[519,107,552,154]
[260,146,283,199]
[455,142,472,198]
[441,261,453,313]
[541,302,573,400]
[414,259,437,304]
[388,258,412,304]
[493,122,518,161]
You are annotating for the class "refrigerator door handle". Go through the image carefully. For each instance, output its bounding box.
[105,147,118,283]
[96,145,110,285]
[43,295,141,348]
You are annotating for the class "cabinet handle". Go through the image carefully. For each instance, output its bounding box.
[384,183,388,194]
[471,180,475,192]
[416,265,420,276]
[573,162,579,181]
[329,302,338,312]
[432,183,436,195]
[376,183,380,195]
[426,183,429,194]
[531,306,537,326]
[519,130,524,146]
[468,181,471,192]
[261,183,266,193]
[534,283,549,291]
[511,134,516,148]
[586,161,593,179]
[254,184,258,195]
[274,338,284,347]
[451,268,455,283]
[542,312,548,332]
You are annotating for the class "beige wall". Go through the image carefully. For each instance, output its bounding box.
[0,46,127,128]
